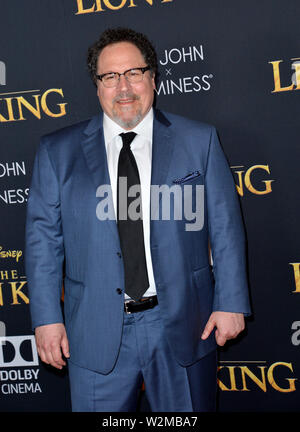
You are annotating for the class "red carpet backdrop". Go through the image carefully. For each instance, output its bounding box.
[0,0,299,412]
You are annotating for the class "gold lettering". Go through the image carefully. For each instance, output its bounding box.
[95,0,105,10]
[11,270,18,280]
[269,60,294,93]
[10,281,29,305]
[244,165,273,195]
[76,0,173,14]
[0,247,23,262]
[75,0,96,14]
[0,89,67,122]
[290,263,300,293]
[0,271,9,280]
[0,97,17,122]
[234,170,245,197]
[218,362,297,392]
[16,251,22,262]
[41,88,67,118]
[240,366,267,392]
[16,95,41,120]
[217,366,238,391]
[103,0,127,9]
[267,362,297,393]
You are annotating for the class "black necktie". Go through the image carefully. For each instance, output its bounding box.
[117,132,149,301]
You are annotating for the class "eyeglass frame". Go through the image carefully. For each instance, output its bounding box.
[96,66,151,87]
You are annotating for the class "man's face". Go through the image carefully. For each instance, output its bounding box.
[96,42,156,130]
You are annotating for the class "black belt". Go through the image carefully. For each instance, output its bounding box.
[124,295,158,314]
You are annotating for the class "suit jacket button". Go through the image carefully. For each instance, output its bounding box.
[116,288,122,295]
[116,252,122,258]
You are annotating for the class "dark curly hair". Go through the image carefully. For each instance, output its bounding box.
[87,27,158,87]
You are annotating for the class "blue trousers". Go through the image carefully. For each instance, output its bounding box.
[68,303,217,412]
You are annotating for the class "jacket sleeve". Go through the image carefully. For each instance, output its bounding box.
[205,127,251,316]
[25,136,65,329]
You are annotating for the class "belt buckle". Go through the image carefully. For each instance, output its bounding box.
[124,300,132,314]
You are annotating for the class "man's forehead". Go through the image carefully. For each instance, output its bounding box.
[97,42,145,71]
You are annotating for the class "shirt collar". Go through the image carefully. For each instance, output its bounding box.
[103,108,153,145]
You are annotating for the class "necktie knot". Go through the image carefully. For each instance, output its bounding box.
[120,132,137,150]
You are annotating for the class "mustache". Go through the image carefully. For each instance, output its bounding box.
[113,92,140,103]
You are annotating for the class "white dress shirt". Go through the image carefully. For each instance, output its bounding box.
[103,108,157,300]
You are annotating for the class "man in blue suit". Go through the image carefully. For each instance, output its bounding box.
[25,28,251,412]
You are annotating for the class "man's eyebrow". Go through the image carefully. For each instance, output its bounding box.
[99,71,116,75]
[100,67,145,75]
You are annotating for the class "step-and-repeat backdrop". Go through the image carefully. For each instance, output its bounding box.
[1,0,299,412]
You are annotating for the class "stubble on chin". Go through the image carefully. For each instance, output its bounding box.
[112,104,143,130]
[112,112,143,130]
[111,92,143,130]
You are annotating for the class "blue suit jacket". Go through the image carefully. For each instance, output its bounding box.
[25,109,251,374]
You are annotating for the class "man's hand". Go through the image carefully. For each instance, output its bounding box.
[35,323,70,369]
[201,311,245,346]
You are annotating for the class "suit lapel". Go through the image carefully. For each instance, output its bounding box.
[151,109,173,216]
[81,113,119,242]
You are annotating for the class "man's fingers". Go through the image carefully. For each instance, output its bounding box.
[39,343,64,369]
[35,323,69,369]
[201,317,215,340]
[47,351,64,369]
[37,347,49,365]
[202,311,246,346]
[51,344,66,368]
[215,330,227,346]
[61,335,70,359]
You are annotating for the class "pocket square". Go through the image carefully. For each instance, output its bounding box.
[172,170,202,184]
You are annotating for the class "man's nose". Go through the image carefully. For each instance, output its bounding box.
[117,74,131,91]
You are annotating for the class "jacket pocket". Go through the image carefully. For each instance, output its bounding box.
[172,170,202,184]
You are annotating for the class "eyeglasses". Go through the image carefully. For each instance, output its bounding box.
[96,66,151,88]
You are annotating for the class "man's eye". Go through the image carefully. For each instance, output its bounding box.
[129,70,140,76]
[104,74,116,80]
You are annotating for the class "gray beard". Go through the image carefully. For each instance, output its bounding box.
[111,110,143,130]
[111,92,143,129]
